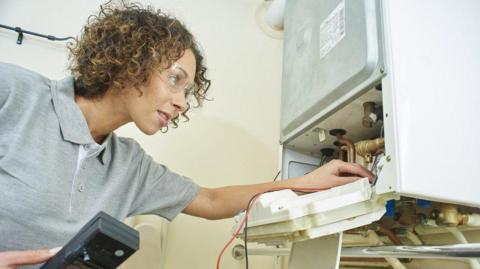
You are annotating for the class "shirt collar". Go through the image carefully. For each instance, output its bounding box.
[51,76,114,165]
[50,76,96,145]
[98,133,113,165]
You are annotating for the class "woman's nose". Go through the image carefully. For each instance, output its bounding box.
[172,91,188,113]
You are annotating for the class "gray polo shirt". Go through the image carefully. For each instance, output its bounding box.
[0,63,200,258]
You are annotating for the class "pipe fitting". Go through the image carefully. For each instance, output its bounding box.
[362,102,377,128]
[355,138,385,164]
[438,204,466,226]
[330,129,356,163]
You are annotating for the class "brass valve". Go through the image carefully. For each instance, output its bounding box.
[355,138,385,164]
[437,204,468,226]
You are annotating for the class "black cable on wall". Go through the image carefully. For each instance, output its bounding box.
[0,23,75,45]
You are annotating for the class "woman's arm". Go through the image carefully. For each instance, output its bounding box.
[183,160,373,220]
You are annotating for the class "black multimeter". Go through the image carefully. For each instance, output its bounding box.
[40,212,139,269]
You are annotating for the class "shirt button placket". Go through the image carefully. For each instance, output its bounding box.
[79,161,87,192]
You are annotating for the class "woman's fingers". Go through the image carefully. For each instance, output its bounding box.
[1,249,55,267]
[337,162,374,181]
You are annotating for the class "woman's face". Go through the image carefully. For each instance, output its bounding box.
[121,49,196,135]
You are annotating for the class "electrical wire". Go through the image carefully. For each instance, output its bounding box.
[215,170,280,269]
[248,170,279,267]
[0,23,75,44]
[244,193,262,269]
[319,155,328,166]
[272,171,281,181]
[370,154,381,185]
[371,155,379,173]
[215,186,328,269]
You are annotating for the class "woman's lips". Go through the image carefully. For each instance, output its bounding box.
[157,110,170,126]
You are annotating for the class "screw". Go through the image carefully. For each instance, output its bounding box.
[386,155,391,162]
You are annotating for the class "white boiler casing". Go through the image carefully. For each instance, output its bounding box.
[280,0,480,207]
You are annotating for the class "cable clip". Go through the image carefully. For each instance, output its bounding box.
[14,27,23,45]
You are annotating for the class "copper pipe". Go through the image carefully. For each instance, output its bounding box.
[340,149,348,162]
[336,135,356,163]
[330,129,356,163]
[338,149,346,162]
[398,204,419,226]
[377,225,403,245]
[334,141,347,162]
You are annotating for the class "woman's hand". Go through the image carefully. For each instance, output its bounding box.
[0,248,60,269]
[292,160,374,190]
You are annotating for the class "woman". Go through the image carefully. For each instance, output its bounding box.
[0,2,372,268]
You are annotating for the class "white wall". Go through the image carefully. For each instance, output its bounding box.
[0,0,283,268]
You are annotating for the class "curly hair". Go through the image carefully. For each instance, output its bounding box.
[68,1,211,128]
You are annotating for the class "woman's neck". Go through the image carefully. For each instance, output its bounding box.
[74,91,131,144]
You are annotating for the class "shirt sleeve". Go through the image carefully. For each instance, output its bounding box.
[127,148,201,221]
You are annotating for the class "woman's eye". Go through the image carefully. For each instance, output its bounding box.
[168,75,177,85]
